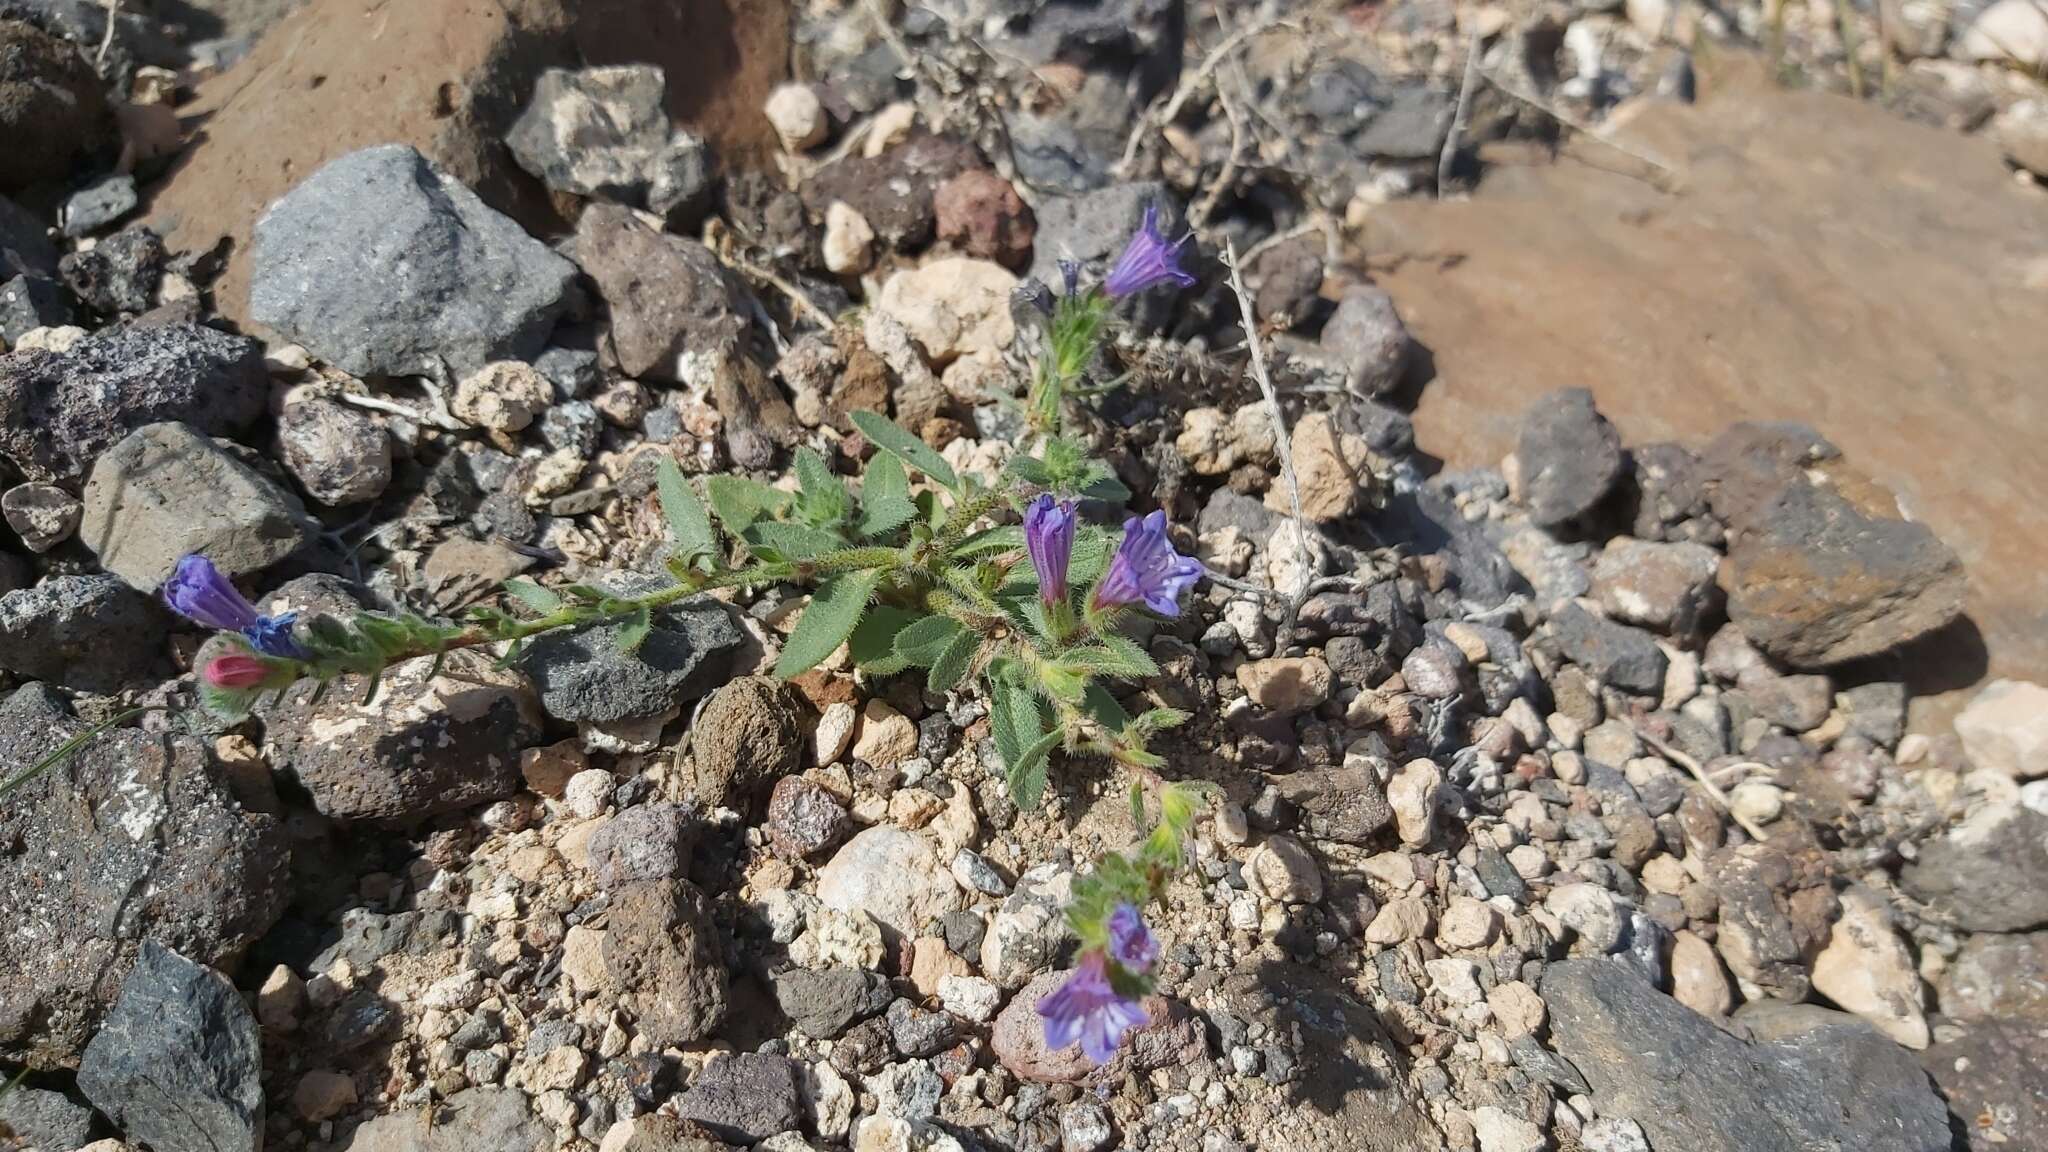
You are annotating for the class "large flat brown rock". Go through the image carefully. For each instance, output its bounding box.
[146,0,788,320]
[1367,58,2048,724]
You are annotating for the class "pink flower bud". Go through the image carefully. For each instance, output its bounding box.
[203,653,272,689]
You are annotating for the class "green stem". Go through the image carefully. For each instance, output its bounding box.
[2,706,161,802]
[934,487,1009,555]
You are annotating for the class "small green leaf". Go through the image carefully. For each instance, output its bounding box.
[1078,468,1132,503]
[1130,707,1191,737]
[744,521,843,561]
[563,583,612,605]
[793,446,850,527]
[503,578,562,615]
[1068,526,1115,587]
[990,675,1039,771]
[849,604,920,673]
[616,605,653,655]
[657,457,717,568]
[1082,683,1132,730]
[775,568,883,678]
[850,410,959,491]
[927,630,977,693]
[705,475,791,532]
[857,452,917,539]
[1005,456,1055,486]
[894,614,966,665]
[1059,634,1158,680]
[950,525,1024,559]
[1008,728,1062,808]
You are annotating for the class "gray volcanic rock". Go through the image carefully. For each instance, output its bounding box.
[570,201,745,382]
[517,575,744,726]
[79,422,313,592]
[1902,799,2048,933]
[0,685,288,1068]
[0,192,58,275]
[603,878,729,1048]
[0,573,166,691]
[77,943,264,1152]
[1517,388,1624,527]
[1550,603,1668,696]
[1703,421,1965,666]
[0,323,269,482]
[261,651,541,824]
[248,144,577,379]
[0,18,112,193]
[1544,959,1950,1152]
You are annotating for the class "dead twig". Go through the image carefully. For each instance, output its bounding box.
[1221,238,1318,649]
[1116,17,1292,177]
[1482,70,1682,189]
[707,221,834,331]
[1634,725,1773,842]
[1238,216,1341,269]
[1191,67,1249,230]
[1439,31,1484,199]
[336,390,463,432]
[97,0,120,68]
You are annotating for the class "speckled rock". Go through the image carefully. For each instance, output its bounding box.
[604,879,728,1047]
[262,651,541,824]
[0,685,287,1068]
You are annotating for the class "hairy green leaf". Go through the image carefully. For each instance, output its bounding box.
[850,410,959,491]
[927,629,977,693]
[1005,455,1054,487]
[1068,526,1115,587]
[893,614,966,665]
[353,614,414,657]
[1058,633,1157,680]
[616,605,653,655]
[1129,707,1191,737]
[774,568,883,678]
[657,456,717,568]
[1082,682,1131,730]
[857,452,917,539]
[793,446,850,528]
[503,577,563,615]
[1078,468,1132,503]
[950,524,1024,558]
[705,475,791,532]
[990,674,1038,771]
[849,604,920,674]
[1008,728,1061,808]
[744,521,844,562]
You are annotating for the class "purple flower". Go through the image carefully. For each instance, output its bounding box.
[1038,951,1149,1065]
[1024,494,1078,606]
[1102,203,1196,298]
[1106,903,1158,974]
[161,554,305,660]
[1091,511,1204,617]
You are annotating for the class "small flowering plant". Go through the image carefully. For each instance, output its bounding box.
[1040,778,1206,1063]
[15,204,1223,1071]
[1024,201,1196,433]
[148,208,1207,810]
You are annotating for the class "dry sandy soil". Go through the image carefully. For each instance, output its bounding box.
[1367,57,2048,727]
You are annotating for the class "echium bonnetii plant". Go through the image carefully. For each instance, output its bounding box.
[1024,202,1195,434]
[57,205,1210,1067]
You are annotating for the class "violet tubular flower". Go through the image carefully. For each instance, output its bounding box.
[162,554,305,660]
[1037,951,1149,1065]
[1102,203,1196,298]
[1024,494,1079,606]
[1091,511,1204,617]
[1106,903,1159,974]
